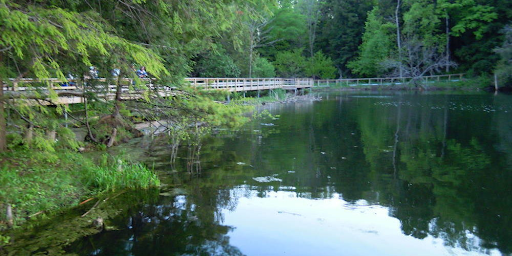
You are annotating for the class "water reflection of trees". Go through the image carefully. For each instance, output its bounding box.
[351,94,511,254]
[223,94,511,254]
[69,185,244,255]
[103,94,510,255]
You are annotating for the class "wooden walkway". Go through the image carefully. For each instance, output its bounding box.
[2,74,464,105]
[2,77,314,105]
[315,74,464,87]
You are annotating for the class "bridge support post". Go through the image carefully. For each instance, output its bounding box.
[257,90,260,98]
[64,107,68,128]
[227,93,231,103]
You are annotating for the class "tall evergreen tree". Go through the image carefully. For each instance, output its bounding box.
[348,7,395,77]
[315,0,373,78]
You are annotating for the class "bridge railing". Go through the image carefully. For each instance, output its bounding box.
[1,77,159,92]
[4,74,464,92]
[315,74,465,87]
[3,76,317,93]
[185,77,314,91]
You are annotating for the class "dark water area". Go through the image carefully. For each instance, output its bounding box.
[67,91,511,256]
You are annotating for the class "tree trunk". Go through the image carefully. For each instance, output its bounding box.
[396,0,403,78]
[249,35,254,78]
[47,129,56,141]
[6,203,13,228]
[0,52,7,152]
[25,124,34,144]
[495,73,499,92]
[113,75,122,118]
[106,128,117,147]
[446,15,450,73]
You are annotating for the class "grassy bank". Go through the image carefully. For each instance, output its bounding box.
[0,150,159,233]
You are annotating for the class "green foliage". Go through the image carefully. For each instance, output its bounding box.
[305,51,336,79]
[437,0,497,39]
[273,48,306,77]
[84,154,160,191]
[266,3,307,42]
[193,46,241,77]
[0,150,160,228]
[0,1,168,79]
[252,57,276,78]
[403,0,443,47]
[6,133,24,150]
[231,89,291,105]
[269,89,288,101]
[348,7,395,77]
[0,234,9,246]
[0,151,85,227]
[315,0,373,75]
[494,25,512,87]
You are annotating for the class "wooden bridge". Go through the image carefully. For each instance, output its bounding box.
[1,77,314,105]
[2,74,464,105]
[315,74,464,87]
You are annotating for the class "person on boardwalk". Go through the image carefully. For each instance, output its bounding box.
[111,67,120,77]
[136,66,148,78]
[89,66,98,79]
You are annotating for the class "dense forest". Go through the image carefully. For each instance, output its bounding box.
[1,0,511,80]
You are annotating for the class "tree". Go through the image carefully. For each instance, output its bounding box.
[192,46,241,77]
[348,7,395,77]
[395,0,404,77]
[242,1,305,77]
[273,48,307,77]
[0,0,278,151]
[0,0,168,152]
[297,0,323,57]
[436,0,498,73]
[494,24,512,88]
[0,51,5,151]
[315,0,373,77]
[252,57,276,78]
[305,51,336,79]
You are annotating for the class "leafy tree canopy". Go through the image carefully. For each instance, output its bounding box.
[305,51,336,79]
[273,48,306,78]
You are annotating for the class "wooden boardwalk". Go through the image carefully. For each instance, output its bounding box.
[186,78,313,91]
[315,74,464,87]
[2,74,464,105]
[2,77,314,105]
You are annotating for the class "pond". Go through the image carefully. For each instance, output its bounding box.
[67,91,511,255]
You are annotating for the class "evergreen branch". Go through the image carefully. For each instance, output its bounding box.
[0,46,12,52]
[10,106,41,128]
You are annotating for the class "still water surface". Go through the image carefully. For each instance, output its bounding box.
[70,91,511,255]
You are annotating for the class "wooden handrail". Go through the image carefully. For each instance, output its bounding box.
[315,74,465,86]
[2,77,316,92]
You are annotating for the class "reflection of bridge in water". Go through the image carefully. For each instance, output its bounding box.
[2,74,464,105]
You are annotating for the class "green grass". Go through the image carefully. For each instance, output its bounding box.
[0,150,160,229]
[231,89,292,105]
[85,154,160,191]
